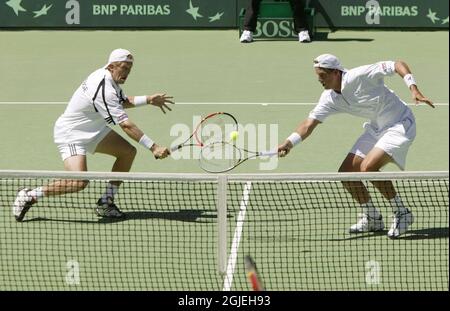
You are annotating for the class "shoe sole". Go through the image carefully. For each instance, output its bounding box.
[95,208,125,218]
[15,203,32,222]
[14,188,33,222]
[96,214,125,218]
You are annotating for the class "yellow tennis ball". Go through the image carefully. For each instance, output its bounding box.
[229,131,239,141]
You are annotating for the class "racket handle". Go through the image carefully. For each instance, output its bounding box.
[258,150,278,157]
[170,145,181,153]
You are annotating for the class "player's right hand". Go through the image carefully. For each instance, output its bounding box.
[277,141,293,158]
[151,144,170,159]
[411,88,434,108]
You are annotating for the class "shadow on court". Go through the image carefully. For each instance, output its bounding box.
[312,32,374,42]
[331,227,449,241]
[398,227,449,240]
[112,209,217,223]
[246,227,448,243]
[252,33,374,42]
[23,216,99,224]
[22,209,222,224]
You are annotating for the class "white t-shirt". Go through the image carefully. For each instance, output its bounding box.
[309,61,412,132]
[54,68,129,144]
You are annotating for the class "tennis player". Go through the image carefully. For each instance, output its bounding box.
[278,54,434,238]
[13,48,174,221]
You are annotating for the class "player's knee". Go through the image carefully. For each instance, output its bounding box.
[129,145,137,159]
[360,161,376,172]
[339,162,358,172]
[339,155,361,173]
[338,164,350,173]
[118,144,136,160]
[77,180,89,191]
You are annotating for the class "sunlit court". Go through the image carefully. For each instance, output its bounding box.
[0,0,448,294]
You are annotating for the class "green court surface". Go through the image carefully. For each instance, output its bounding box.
[0,30,448,172]
[0,30,448,290]
[0,177,447,290]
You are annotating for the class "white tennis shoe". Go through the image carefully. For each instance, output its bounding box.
[299,30,311,43]
[13,188,36,222]
[387,209,414,239]
[349,213,385,233]
[240,30,253,43]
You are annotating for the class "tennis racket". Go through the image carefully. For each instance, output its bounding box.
[199,141,278,173]
[244,255,264,291]
[170,112,238,153]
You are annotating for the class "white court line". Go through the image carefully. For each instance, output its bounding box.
[222,181,252,291]
[0,102,448,106]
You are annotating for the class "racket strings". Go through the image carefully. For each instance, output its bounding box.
[199,141,241,173]
[199,113,238,145]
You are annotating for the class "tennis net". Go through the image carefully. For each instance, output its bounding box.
[0,170,448,290]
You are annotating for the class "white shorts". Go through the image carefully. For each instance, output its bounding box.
[56,127,111,161]
[350,115,416,170]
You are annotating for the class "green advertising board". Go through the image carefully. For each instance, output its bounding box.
[238,1,316,40]
[236,0,447,40]
[313,0,449,29]
[0,0,237,28]
[0,0,448,29]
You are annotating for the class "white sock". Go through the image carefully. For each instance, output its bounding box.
[361,200,380,218]
[28,187,45,201]
[390,195,407,214]
[101,183,119,202]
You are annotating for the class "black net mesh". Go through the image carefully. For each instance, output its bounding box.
[0,172,448,290]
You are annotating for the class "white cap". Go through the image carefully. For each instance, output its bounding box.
[313,54,344,71]
[107,48,134,65]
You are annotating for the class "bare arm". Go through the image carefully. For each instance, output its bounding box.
[394,60,413,78]
[394,60,434,108]
[119,119,145,142]
[122,98,135,109]
[278,118,321,157]
[119,120,169,159]
[293,118,321,140]
[124,94,175,113]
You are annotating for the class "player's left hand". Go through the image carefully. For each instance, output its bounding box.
[411,87,434,108]
[149,93,175,113]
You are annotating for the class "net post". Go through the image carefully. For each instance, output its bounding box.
[217,174,228,275]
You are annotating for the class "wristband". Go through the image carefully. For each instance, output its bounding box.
[287,132,302,147]
[403,74,416,89]
[134,96,147,106]
[139,134,154,149]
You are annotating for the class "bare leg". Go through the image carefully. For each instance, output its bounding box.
[339,153,370,204]
[41,155,89,196]
[93,130,136,217]
[341,152,385,233]
[340,148,397,202]
[41,131,136,196]
[94,130,137,187]
[360,147,396,200]
[360,148,414,238]
[14,135,134,221]
[13,153,91,221]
